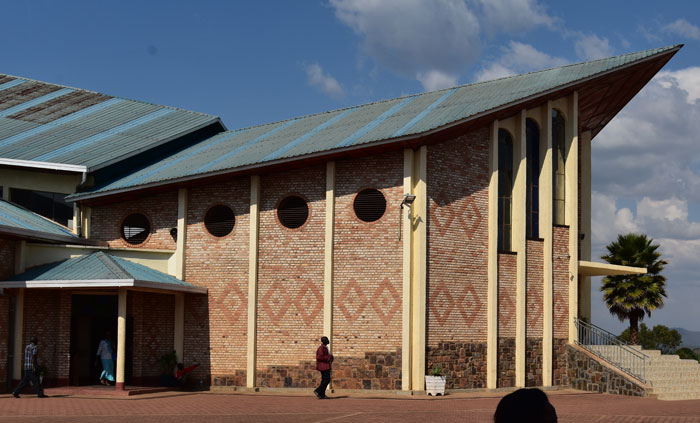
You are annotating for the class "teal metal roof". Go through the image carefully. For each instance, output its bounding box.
[0,74,223,171]
[5,251,205,293]
[0,199,89,243]
[75,45,680,199]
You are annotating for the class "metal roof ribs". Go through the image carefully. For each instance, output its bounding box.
[0,87,73,118]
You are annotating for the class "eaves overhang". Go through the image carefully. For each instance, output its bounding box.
[0,278,207,294]
[579,260,647,277]
[0,224,104,246]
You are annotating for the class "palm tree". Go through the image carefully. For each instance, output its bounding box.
[601,233,668,345]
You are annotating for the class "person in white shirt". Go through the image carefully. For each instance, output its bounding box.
[95,331,115,386]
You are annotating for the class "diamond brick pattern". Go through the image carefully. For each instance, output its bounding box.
[370,278,401,325]
[337,278,369,323]
[290,280,323,326]
[211,283,247,324]
[260,281,291,325]
[457,284,484,326]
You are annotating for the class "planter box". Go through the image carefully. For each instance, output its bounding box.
[425,375,446,396]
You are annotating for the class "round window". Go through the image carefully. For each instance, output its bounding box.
[205,205,235,237]
[353,188,387,222]
[277,195,309,229]
[121,213,150,245]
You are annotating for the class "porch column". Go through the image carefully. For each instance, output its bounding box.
[579,130,592,321]
[174,293,185,363]
[116,287,127,390]
[12,289,24,380]
[566,92,579,344]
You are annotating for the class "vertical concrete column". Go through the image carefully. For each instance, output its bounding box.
[72,203,79,235]
[402,148,414,391]
[175,188,188,280]
[410,145,427,391]
[247,175,261,388]
[174,293,185,362]
[81,206,92,239]
[513,110,527,388]
[323,161,335,345]
[116,287,127,390]
[14,240,26,275]
[579,131,592,321]
[12,288,24,380]
[566,93,580,344]
[487,121,499,389]
[540,102,554,386]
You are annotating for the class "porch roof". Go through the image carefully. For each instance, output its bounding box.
[579,260,647,277]
[1,251,206,294]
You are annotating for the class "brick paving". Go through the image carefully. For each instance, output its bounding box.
[2,390,700,422]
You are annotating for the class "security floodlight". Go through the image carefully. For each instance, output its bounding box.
[401,194,417,206]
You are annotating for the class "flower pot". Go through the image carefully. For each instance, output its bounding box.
[425,375,446,396]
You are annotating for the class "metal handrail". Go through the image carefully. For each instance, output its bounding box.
[574,318,648,383]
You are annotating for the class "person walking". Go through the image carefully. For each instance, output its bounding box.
[313,336,333,399]
[12,336,47,398]
[95,331,115,386]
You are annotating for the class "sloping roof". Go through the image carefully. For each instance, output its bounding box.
[72,45,680,200]
[3,251,206,293]
[0,199,98,244]
[0,74,223,172]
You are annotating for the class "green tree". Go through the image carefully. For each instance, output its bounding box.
[619,324,681,353]
[601,233,667,345]
[675,347,700,362]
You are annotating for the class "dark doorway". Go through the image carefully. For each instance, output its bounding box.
[70,295,123,386]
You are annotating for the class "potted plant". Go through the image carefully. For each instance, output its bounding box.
[158,350,178,386]
[425,365,446,396]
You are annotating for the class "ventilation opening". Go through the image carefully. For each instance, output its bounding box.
[121,213,150,245]
[354,188,387,222]
[277,195,309,229]
[205,205,235,237]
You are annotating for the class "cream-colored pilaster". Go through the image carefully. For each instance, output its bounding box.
[116,287,127,390]
[580,131,592,321]
[402,148,414,391]
[72,204,79,234]
[12,288,24,380]
[174,293,185,362]
[513,110,527,387]
[323,162,335,345]
[566,93,580,344]
[14,240,26,275]
[176,188,188,280]
[541,102,554,386]
[410,145,427,391]
[247,175,261,388]
[80,205,92,239]
[487,121,499,389]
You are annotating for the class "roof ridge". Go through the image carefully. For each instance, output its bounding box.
[93,251,132,279]
[0,72,220,120]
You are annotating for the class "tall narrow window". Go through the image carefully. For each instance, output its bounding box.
[526,118,540,238]
[498,129,513,252]
[552,109,566,225]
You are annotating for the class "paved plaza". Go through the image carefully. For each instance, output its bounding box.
[2,390,700,422]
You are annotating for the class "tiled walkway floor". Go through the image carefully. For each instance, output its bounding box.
[2,390,700,422]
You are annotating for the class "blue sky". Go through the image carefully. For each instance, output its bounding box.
[3,1,700,335]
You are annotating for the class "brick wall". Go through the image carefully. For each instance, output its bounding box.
[186,178,250,382]
[526,239,543,386]
[333,151,403,388]
[256,165,326,386]
[427,127,489,345]
[129,291,174,385]
[553,226,569,339]
[0,237,14,390]
[90,191,178,250]
[22,290,71,386]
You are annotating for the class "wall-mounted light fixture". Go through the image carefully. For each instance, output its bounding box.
[398,194,417,240]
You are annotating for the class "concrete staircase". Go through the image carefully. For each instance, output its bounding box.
[633,346,700,401]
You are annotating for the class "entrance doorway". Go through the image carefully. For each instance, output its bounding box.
[69,295,123,386]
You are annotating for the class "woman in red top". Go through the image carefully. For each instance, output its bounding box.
[313,336,333,399]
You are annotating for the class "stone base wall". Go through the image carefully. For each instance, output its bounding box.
[553,338,569,386]
[427,342,487,389]
[498,338,515,387]
[525,338,543,387]
[566,345,647,396]
[214,350,402,390]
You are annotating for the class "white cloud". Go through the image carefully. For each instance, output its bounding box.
[304,63,344,99]
[574,34,613,60]
[416,70,459,91]
[657,67,700,104]
[470,0,556,35]
[331,0,481,91]
[662,18,700,40]
[475,41,568,82]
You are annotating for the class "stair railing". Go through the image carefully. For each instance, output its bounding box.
[574,318,648,383]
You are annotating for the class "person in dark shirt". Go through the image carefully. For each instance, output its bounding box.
[12,336,47,398]
[313,336,333,399]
